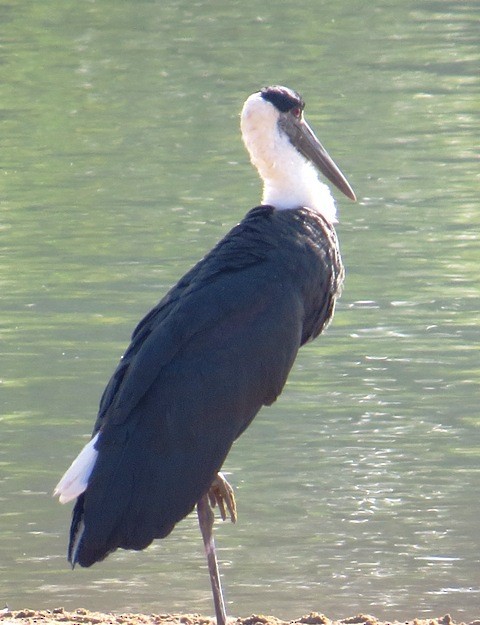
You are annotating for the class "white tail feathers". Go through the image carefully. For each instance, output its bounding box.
[54,433,99,504]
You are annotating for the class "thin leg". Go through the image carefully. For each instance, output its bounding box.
[197,493,227,625]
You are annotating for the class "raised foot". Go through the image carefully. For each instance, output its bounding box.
[208,471,237,524]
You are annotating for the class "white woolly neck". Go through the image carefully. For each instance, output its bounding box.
[240,92,338,223]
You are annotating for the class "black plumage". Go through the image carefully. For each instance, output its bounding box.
[260,85,304,113]
[69,204,344,567]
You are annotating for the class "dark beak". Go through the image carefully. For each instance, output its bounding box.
[281,115,356,201]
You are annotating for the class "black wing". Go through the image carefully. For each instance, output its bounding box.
[70,206,342,567]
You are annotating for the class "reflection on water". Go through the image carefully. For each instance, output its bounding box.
[1,0,479,621]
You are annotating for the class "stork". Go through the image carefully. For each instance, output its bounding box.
[55,85,356,625]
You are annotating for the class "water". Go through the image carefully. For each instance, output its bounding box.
[1,0,479,621]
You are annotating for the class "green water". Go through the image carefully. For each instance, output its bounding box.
[1,0,479,620]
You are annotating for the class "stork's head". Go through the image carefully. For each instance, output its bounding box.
[241,85,356,222]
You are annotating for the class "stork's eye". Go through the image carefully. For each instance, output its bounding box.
[291,107,302,118]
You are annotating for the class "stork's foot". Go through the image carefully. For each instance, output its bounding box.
[208,472,237,524]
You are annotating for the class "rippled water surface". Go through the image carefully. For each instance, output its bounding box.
[1,0,479,621]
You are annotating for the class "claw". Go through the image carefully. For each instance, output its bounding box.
[208,472,237,524]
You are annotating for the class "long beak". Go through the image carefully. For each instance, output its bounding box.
[281,115,356,201]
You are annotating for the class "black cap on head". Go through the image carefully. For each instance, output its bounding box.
[260,85,305,113]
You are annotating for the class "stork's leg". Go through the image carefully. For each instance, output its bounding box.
[197,472,236,625]
[197,493,227,625]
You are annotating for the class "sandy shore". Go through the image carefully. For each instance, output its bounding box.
[1,609,479,625]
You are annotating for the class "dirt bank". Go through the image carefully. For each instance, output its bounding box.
[1,609,479,625]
